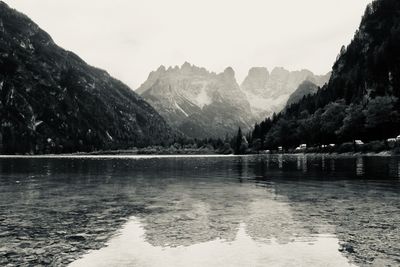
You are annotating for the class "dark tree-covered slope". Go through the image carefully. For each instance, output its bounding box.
[286,80,319,107]
[0,2,173,154]
[247,0,400,150]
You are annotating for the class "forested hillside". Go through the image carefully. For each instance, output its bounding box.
[245,0,400,151]
[0,2,173,154]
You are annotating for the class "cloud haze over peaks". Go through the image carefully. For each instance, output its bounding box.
[6,0,372,89]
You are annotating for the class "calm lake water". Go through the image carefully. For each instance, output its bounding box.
[0,154,399,266]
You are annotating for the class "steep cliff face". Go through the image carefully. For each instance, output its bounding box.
[138,63,254,138]
[0,2,173,154]
[241,67,330,118]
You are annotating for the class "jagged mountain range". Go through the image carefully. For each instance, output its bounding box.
[0,1,173,154]
[0,0,332,152]
[241,67,330,118]
[137,63,254,139]
[137,63,330,138]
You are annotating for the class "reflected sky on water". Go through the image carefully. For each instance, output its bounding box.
[0,154,399,266]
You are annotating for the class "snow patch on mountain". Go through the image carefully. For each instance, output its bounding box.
[174,102,189,117]
[194,83,212,109]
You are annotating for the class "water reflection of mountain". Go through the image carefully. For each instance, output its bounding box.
[115,156,324,247]
[0,155,399,266]
[71,218,353,267]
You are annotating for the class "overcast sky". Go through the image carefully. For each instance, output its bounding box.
[6,0,371,89]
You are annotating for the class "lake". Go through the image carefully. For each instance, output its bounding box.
[0,154,399,266]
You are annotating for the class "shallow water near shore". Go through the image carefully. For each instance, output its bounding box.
[0,154,399,266]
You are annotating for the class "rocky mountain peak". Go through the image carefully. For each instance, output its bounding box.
[248,67,269,77]
[221,67,235,80]
[241,67,269,94]
[270,67,290,77]
[136,62,330,138]
[181,61,192,71]
[137,63,254,138]
[150,65,166,78]
[157,65,166,72]
[241,66,331,119]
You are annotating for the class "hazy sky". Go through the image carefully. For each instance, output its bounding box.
[6,0,371,89]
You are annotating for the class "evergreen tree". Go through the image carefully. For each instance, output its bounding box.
[235,127,243,154]
[246,0,400,151]
[337,103,366,141]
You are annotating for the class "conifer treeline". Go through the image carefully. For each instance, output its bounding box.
[240,0,400,153]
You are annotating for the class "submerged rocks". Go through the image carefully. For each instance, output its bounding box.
[339,243,355,254]
[66,234,88,242]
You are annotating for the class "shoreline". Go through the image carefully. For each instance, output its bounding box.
[0,154,235,159]
[0,150,397,158]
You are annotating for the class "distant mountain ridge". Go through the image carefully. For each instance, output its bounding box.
[137,62,254,138]
[138,63,329,138]
[241,67,330,118]
[0,1,173,154]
